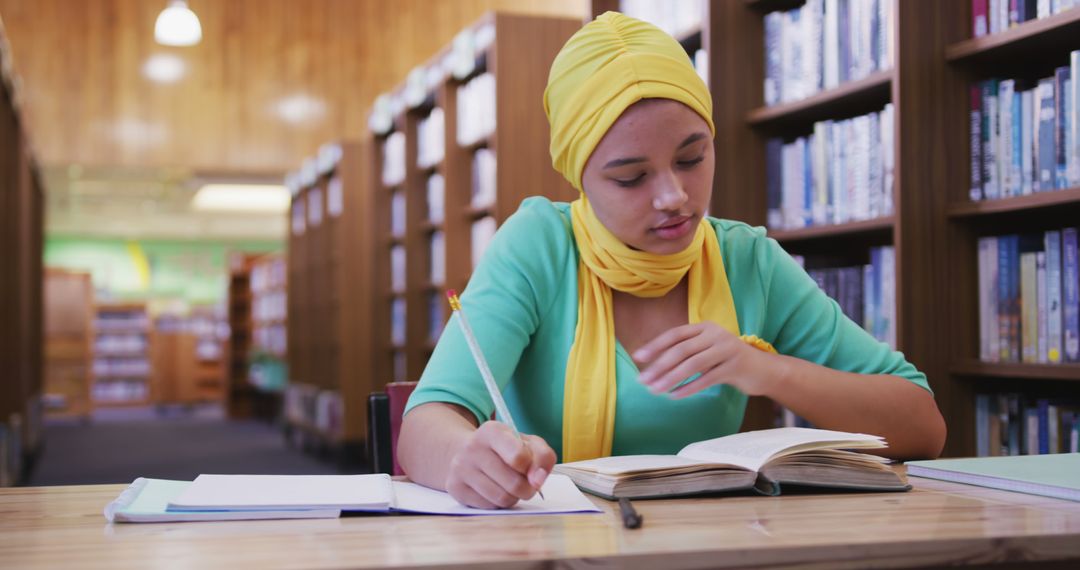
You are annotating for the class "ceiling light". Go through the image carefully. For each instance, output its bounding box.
[191,184,290,213]
[142,54,185,83]
[272,94,326,125]
[155,0,202,47]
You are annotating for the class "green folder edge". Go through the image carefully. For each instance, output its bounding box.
[906,453,1080,502]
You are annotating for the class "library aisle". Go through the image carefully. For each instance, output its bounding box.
[27,409,341,486]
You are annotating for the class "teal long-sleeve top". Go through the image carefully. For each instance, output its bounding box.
[405,197,930,461]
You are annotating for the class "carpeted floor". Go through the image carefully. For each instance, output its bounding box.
[27,409,359,486]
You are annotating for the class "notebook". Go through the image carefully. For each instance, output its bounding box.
[104,478,341,523]
[163,473,600,517]
[906,453,1080,502]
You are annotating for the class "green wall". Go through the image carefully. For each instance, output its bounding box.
[44,236,281,304]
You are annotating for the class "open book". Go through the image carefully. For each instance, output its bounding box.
[105,473,600,522]
[552,427,909,499]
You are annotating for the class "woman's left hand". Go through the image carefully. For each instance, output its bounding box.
[633,322,779,399]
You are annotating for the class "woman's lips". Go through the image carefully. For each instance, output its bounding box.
[652,215,693,240]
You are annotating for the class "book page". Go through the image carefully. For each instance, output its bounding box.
[169,474,393,512]
[557,455,715,475]
[678,428,886,473]
[391,474,601,515]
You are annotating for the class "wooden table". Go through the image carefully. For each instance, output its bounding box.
[2,472,1080,569]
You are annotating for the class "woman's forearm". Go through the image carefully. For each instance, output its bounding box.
[764,355,947,460]
[397,402,479,490]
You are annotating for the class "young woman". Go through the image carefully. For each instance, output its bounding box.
[398,12,946,509]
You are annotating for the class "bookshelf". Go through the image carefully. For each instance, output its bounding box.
[590,1,1080,456]
[42,269,94,420]
[150,307,227,407]
[284,141,378,461]
[0,14,44,486]
[367,12,581,386]
[92,303,153,407]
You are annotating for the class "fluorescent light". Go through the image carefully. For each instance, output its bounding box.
[142,54,185,83]
[155,0,202,47]
[192,184,290,213]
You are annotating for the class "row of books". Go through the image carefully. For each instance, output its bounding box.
[973,0,1078,37]
[976,229,1080,364]
[94,313,150,332]
[472,216,497,270]
[306,186,324,228]
[472,148,496,209]
[391,246,406,293]
[974,393,1080,456]
[284,384,343,441]
[92,358,151,378]
[253,324,286,357]
[457,72,495,147]
[388,214,498,290]
[326,175,344,218]
[427,174,445,224]
[251,256,286,293]
[94,334,148,354]
[619,0,704,41]
[766,105,894,231]
[797,246,897,348]
[428,291,446,343]
[252,291,286,322]
[417,107,445,169]
[429,231,446,285]
[382,131,407,187]
[764,0,892,107]
[969,56,1080,202]
[391,191,406,238]
[91,380,149,404]
[391,298,406,346]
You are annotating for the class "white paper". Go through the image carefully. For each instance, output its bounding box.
[390,474,600,515]
[169,474,393,512]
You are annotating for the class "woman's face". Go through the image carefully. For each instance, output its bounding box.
[580,99,714,255]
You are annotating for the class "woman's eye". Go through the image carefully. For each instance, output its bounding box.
[677,155,705,168]
[613,173,646,187]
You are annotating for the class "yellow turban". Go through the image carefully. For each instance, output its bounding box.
[543,11,715,191]
[542,12,775,462]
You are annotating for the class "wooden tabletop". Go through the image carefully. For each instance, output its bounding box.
[3,471,1080,569]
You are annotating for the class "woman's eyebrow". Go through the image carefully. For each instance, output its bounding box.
[602,132,709,169]
[679,132,708,148]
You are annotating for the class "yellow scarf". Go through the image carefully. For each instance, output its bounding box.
[546,13,776,461]
[564,198,774,461]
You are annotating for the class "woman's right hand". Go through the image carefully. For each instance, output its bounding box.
[444,421,556,509]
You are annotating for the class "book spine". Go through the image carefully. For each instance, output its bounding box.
[1000,80,1015,197]
[764,13,782,106]
[1055,68,1071,189]
[973,0,989,36]
[1048,404,1060,453]
[988,237,1001,361]
[971,85,984,200]
[1020,251,1037,363]
[984,80,1000,200]
[1071,51,1079,187]
[1038,78,1056,192]
[1010,235,1022,361]
[813,122,830,225]
[766,138,783,229]
[824,0,839,89]
[1036,251,1048,363]
[1038,399,1050,454]
[803,135,814,226]
[868,112,882,218]
[882,104,895,216]
[976,394,990,456]
[998,235,1013,361]
[990,0,1000,33]
[979,237,993,361]
[1022,89,1035,195]
[1012,85,1024,197]
[1025,405,1039,454]
[1045,230,1063,363]
[1010,0,1020,25]
[1065,227,1080,361]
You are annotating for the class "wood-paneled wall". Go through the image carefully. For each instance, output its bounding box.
[0,0,585,174]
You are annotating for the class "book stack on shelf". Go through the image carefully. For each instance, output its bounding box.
[250,253,287,394]
[946,3,1080,456]
[92,304,152,406]
[367,12,580,385]
[150,306,228,407]
[283,140,379,461]
[0,16,45,486]
[42,269,94,420]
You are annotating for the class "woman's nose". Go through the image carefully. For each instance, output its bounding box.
[652,170,688,211]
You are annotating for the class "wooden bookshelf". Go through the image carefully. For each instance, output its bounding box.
[368,12,580,386]
[225,253,258,419]
[284,141,377,460]
[941,3,1080,457]
[587,1,971,451]
[91,303,152,408]
[42,269,94,420]
[0,15,44,486]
